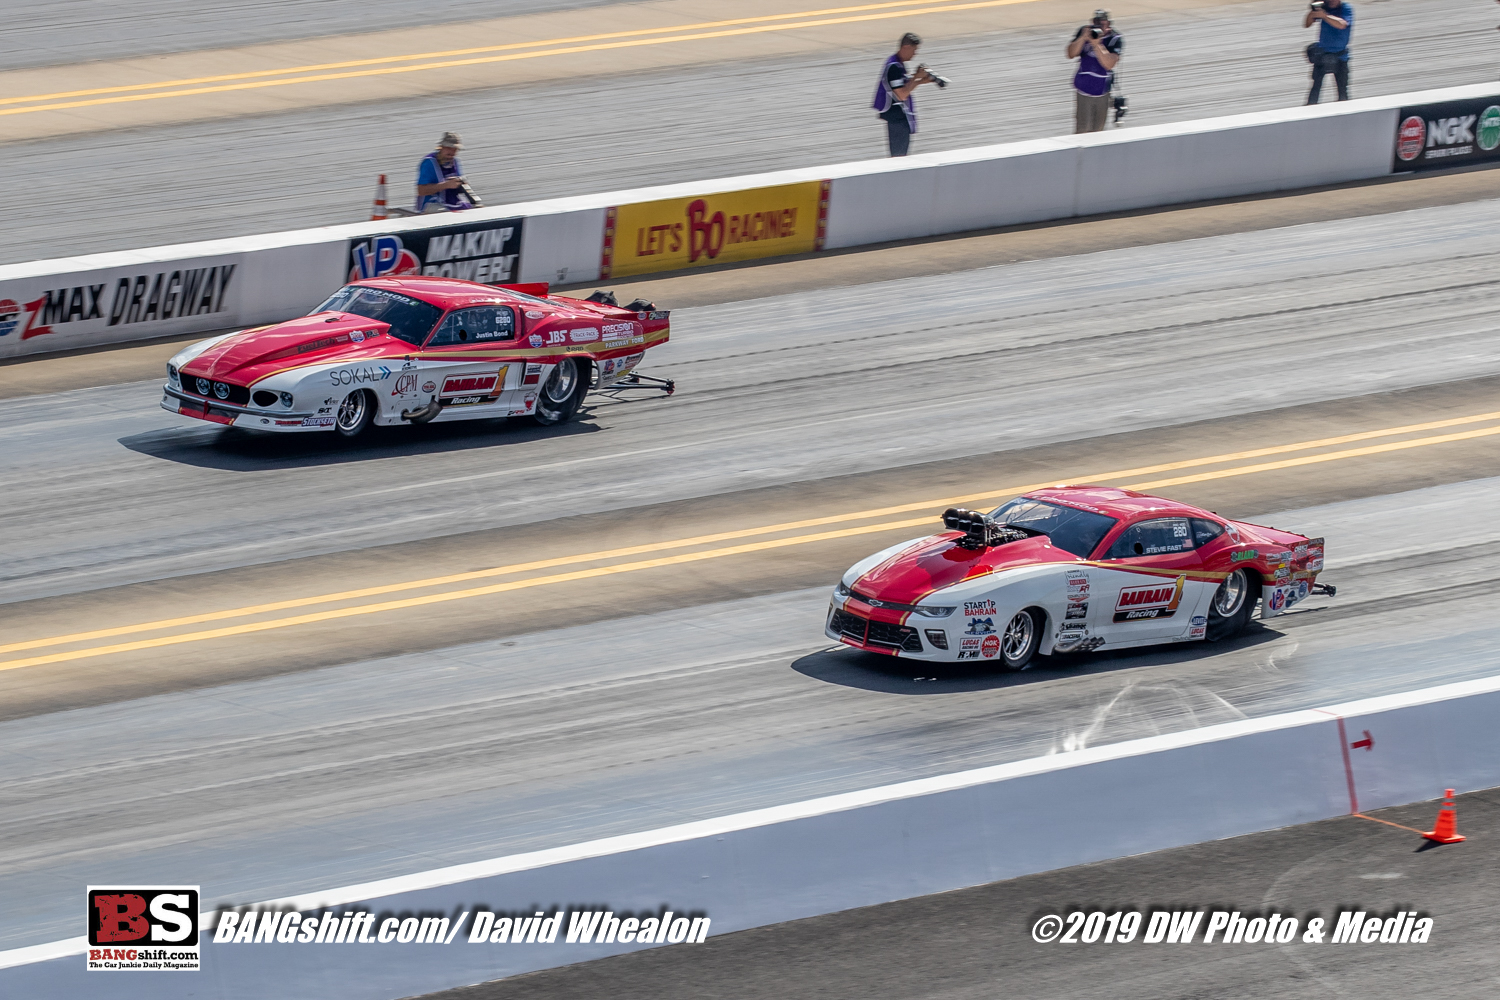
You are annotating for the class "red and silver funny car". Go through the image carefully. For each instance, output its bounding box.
[827,486,1334,670]
[162,277,670,435]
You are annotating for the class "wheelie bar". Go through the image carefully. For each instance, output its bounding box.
[594,371,676,399]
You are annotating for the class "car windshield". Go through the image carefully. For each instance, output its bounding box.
[314,286,442,346]
[988,498,1118,558]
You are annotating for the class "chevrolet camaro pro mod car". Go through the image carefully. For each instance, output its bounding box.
[163,277,670,435]
[827,486,1335,670]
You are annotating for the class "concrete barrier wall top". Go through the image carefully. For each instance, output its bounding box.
[3,81,1497,359]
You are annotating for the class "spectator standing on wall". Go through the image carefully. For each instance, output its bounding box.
[415,131,474,213]
[873,32,936,157]
[1067,10,1123,133]
[1305,0,1353,104]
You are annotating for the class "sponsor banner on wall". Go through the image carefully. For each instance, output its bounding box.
[349,216,525,285]
[1392,94,1500,171]
[0,256,242,359]
[602,180,829,278]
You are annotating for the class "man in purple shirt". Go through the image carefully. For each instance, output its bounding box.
[1066,10,1123,133]
[872,32,936,157]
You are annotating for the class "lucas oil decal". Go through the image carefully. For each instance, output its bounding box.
[1113,576,1186,623]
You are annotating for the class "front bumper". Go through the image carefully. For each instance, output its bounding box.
[825,599,952,659]
[162,387,331,432]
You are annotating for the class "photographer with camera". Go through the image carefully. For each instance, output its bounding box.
[872,32,938,157]
[1066,10,1123,133]
[414,131,479,213]
[1304,0,1353,104]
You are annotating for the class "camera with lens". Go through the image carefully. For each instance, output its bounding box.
[1308,1,1325,9]
[916,63,951,88]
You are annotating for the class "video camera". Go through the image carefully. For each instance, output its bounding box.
[1090,8,1110,37]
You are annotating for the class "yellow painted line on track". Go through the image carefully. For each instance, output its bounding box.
[0,0,980,106]
[0,0,1043,117]
[1125,424,1500,491]
[0,518,936,672]
[4,407,1500,665]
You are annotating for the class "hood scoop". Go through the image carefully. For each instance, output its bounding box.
[181,312,391,378]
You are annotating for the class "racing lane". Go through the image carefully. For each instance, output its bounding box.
[0,0,1493,263]
[5,477,1500,951]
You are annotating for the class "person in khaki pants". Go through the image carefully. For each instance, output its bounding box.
[1066,10,1123,133]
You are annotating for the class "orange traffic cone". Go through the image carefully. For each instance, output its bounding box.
[1422,788,1466,844]
[370,174,389,221]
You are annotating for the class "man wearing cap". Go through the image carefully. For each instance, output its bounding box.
[415,132,473,213]
[1066,10,1123,133]
[872,32,936,157]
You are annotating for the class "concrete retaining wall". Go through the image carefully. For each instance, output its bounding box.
[5,672,1499,998]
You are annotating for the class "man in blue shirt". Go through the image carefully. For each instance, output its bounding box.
[415,131,474,213]
[1305,1,1353,104]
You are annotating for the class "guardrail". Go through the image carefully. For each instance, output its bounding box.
[4,671,1499,998]
[2,81,1498,361]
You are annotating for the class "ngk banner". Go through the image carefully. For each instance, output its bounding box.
[0,255,242,359]
[348,216,525,285]
[1392,93,1500,171]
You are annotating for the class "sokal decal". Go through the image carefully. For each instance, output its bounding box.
[87,886,200,971]
[348,218,524,284]
[1394,97,1500,171]
[330,365,391,386]
[1113,576,1186,623]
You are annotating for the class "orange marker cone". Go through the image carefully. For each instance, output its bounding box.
[1422,788,1466,844]
[370,174,389,221]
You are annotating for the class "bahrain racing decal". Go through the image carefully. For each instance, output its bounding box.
[1113,576,1187,623]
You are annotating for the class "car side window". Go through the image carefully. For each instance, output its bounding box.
[1104,518,1195,559]
[427,306,516,346]
[1190,518,1226,547]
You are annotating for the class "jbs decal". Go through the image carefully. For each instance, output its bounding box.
[1112,576,1186,623]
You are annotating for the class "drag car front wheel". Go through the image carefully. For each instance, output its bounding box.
[998,609,1042,671]
[335,389,373,438]
[533,358,589,425]
[1207,568,1255,641]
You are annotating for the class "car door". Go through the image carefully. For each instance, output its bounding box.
[423,306,522,413]
[1093,516,1211,643]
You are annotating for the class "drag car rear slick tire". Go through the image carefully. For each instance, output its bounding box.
[998,609,1043,671]
[1206,568,1256,641]
[533,357,589,426]
[335,389,374,438]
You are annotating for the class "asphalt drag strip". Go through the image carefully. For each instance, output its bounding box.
[4,474,1500,952]
[421,789,1500,1000]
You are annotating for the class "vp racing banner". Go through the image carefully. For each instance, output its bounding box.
[1392,92,1500,171]
[349,215,524,285]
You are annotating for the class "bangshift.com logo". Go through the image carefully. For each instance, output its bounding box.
[86,886,200,971]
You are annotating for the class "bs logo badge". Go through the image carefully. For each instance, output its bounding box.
[87,886,200,971]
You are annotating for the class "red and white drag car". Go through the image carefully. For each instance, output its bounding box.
[163,277,670,435]
[827,486,1334,670]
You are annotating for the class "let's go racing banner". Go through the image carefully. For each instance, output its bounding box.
[602,181,829,278]
[1392,93,1500,171]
